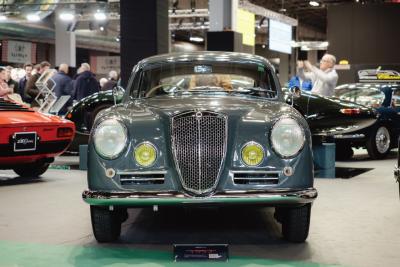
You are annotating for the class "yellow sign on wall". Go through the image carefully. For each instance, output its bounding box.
[237,9,255,46]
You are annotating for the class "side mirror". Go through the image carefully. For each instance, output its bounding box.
[112,86,125,105]
[288,86,301,107]
[289,86,301,98]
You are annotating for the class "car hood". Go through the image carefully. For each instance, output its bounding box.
[112,94,303,124]
[0,110,69,127]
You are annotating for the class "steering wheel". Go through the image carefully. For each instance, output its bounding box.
[145,84,185,97]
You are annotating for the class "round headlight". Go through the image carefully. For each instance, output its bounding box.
[241,142,264,166]
[270,117,305,158]
[93,119,127,159]
[134,142,157,167]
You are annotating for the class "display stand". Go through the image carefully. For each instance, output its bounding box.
[34,69,57,113]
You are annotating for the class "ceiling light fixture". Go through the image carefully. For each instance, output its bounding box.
[99,26,105,31]
[26,14,41,22]
[94,11,106,21]
[59,12,75,21]
[309,1,320,7]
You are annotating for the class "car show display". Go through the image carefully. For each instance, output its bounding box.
[82,52,317,243]
[285,89,379,160]
[334,83,400,159]
[0,97,75,177]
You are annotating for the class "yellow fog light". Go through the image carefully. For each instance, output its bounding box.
[134,142,157,167]
[241,142,264,166]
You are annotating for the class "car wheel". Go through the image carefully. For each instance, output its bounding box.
[280,204,311,243]
[336,145,354,161]
[366,125,391,159]
[13,162,50,177]
[90,206,123,242]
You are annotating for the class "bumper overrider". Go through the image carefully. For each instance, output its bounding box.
[82,188,317,207]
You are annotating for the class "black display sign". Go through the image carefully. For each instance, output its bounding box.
[173,244,228,262]
[13,132,37,152]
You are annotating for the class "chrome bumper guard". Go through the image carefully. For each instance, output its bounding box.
[82,188,317,206]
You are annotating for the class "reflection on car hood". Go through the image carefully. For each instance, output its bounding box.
[113,95,302,125]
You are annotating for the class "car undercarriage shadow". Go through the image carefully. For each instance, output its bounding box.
[121,206,282,245]
[0,173,44,186]
[72,206,313,265]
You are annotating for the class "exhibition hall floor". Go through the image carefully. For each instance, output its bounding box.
[0,149,399,267]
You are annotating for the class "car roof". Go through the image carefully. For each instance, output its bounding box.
[137,51,274,70]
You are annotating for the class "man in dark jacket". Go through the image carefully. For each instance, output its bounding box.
[52,63,73,114]
[24,61,51,107]
[101,70,119,91]
[73,63,100,101]
[18,63,33,102]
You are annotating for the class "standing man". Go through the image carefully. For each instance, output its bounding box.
[5,66,19,94]
[52,63,73,114]
[18,63,33,102]
[298,54,338,97]
[25,61,51,107]
[0,67,13,99]
[101,70,119,91]
[73,63,100,101]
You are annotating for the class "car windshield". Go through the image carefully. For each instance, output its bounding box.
[334,86,385,108]
[135,61,277,98]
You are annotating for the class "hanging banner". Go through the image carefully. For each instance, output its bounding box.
[237,9,255,46]
[1,40,37,64]
[90,56,120,75]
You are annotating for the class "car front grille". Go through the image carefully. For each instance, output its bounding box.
[171,110,227,195]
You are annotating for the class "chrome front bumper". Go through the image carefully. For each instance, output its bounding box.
[82,188,317,207]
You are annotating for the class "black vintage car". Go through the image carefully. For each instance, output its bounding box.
[285,89,378,160]
[82,52,317,243]
[334,83,400,159]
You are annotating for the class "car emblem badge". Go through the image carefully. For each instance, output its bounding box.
[195,111,203,119]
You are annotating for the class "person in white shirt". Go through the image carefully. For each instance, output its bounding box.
[297,54,338,97]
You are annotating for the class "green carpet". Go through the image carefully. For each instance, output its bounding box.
[0,240,345,267]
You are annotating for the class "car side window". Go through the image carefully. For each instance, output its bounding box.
[392,89,400,108]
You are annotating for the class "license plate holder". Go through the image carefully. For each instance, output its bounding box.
[13,132,37,152]
[173,244,228,262]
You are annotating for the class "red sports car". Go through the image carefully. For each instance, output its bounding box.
[0,97,75,177]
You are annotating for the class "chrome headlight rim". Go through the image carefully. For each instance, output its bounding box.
[93,117,128,160]
[133,141,158,167]
[270,116,306,159]
[240,141,265,167]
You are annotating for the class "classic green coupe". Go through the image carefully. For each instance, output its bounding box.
[82,52,317,243]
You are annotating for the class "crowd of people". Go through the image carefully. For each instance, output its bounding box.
[0,61,120,113]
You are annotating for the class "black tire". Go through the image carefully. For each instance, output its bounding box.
[13,161,50,177]
[366,125,391,159]
[336,145,354,161]
[90,206,123,242]
[280,204,311,243]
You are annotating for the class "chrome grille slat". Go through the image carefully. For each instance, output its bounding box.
[172,111,227,195]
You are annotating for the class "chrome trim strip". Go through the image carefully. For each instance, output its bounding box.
[120,178,165,182]
[82,188,318,203]
[230,170,281,174]
[233,177,278,180]
[334,134,365,139]
[117,170,167,175]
